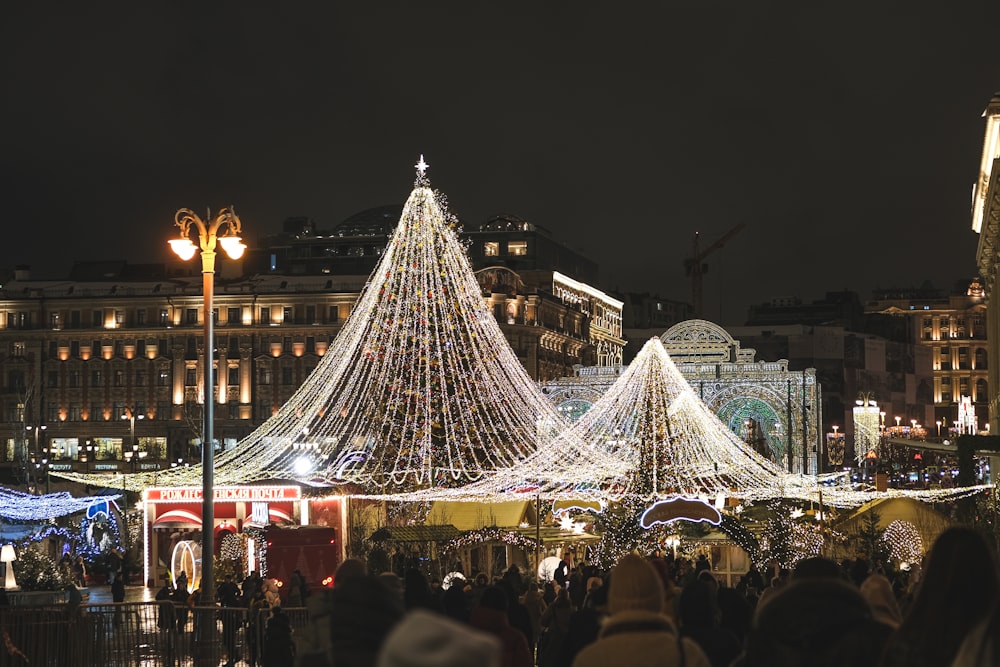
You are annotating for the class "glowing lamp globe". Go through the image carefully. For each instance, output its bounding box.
[168,238,198,260]
[218,235,247,259]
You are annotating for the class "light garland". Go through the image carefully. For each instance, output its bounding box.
[442,527,538,555]
[56,159,614,495]
[51,164,994,516]
[0,488,120,522]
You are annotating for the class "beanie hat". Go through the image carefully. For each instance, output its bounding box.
[377,609,501,667]
[609,554,665,615]
[335,558,368,587]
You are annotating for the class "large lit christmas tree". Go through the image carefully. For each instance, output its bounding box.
[60,158,606,494]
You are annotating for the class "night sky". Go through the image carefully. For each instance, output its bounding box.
[2,3,999,325]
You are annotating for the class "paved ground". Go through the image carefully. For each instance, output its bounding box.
[84,583,158,604]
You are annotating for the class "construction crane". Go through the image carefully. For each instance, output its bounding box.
[684,222,746,318]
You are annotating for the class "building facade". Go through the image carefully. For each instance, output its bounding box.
[973,92,1000,429]
[865,280,988,432]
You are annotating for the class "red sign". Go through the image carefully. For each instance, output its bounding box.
[146,486,301,503]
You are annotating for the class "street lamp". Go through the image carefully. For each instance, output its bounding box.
[121,412,145,460]
[936,420,942,437]
[169,206,245,606]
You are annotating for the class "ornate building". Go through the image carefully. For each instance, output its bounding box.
[865,279,988,431]
[973,91,1000,429]
[541,319,822,474]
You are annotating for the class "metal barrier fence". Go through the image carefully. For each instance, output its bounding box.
[0,602,310,667]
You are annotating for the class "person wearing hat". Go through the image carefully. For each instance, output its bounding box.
[378,608,501,667]
[572,554,711,667]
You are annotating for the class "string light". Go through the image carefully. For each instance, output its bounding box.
[881,519,923,564]
[57,158,608,495]
[52,163,994,516]
[442,528,538,555]
[0,488,120,522]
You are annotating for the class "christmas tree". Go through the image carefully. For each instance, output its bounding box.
[85,158,589,494]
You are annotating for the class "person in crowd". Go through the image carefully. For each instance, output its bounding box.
[859,573,903,630]
[334,558,368,587]
[560,581,609,667]
[694,554,711,575]
[755,567,790,609]
[261,605,295,667]
[218,574,243,666]
[217,573,242,607]
[466,572,491,609]
[521,581,547,657]
[498,578,534,652]
[403,568,434,611]
[715,587,753,648]
[878,526,1000,667]
[287,569,304,607]
[469,585,533,667]
[950,597,1000,667]
[107,548,123,585]
[291,568,310,602]
[851,552,872,587]
[429,577,445,611]
[242,569,262,600]
[294,569,402,667]
[73,555,87,588]
[736,577,892,667]
[502,565,523,595]
[572,553,711,667]
[246,587,270,667]
[791,556,849,582]
[172,573,190,633]
[677,579,742,667]
[155,576,176,632]
[647,558,680,622]
[569,567,586,610]
[377,608,501,667]
[542,580,557,605]
[442,581,471,624]
[111,573,126,627]
[554,554,571,590]
[379,572,405,606]
[538,586,573,667]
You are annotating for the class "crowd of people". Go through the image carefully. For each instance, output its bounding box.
[286,525,999,667]
[151,568,303,667]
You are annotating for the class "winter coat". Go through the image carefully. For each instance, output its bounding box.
[571,610,711,667]
[470,605,534,667]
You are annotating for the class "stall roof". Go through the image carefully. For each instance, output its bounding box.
[370,525,461,543]
[426,501,533,530]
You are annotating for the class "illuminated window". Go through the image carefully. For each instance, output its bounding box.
[484,242,499,257]
[508,241,528,256]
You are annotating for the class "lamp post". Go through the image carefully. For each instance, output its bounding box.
[169,207,245,607]
[122,412,145,454]
[83,440,94,474]
[25,425,47,494]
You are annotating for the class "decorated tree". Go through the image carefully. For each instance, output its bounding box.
[64,157,582,497]
[11,546,72,592]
